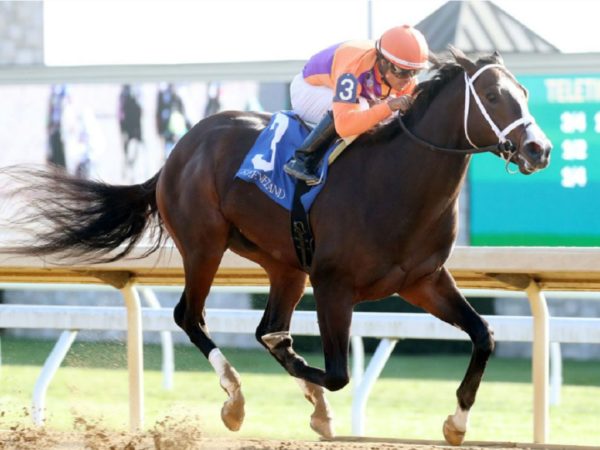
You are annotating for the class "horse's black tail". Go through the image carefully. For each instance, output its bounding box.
[3,166,165,263]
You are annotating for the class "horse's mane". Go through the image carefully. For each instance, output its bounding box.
[407,63,463,118]
[359,53,502,145]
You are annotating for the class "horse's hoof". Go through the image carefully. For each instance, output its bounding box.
[443,415,466,446]
[310,415,335,439]
[221,391,245,431]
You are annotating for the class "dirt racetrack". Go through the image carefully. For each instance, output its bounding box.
[1,425,598,450]
[0,415,595,450]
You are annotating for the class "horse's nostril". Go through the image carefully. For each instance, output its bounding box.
[524,141,550,163]
[527,141,543,156]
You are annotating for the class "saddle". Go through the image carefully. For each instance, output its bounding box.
[235,111,352,271]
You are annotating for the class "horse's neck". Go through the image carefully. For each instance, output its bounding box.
[361,81,472,229]
[406,78,472,194]
[416,77,470,149]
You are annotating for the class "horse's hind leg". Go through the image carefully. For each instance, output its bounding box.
[254,265,334,438]
[176,246,245,432]
[400,268,495,445]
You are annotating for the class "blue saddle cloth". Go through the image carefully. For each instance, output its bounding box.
[235,111,336,212]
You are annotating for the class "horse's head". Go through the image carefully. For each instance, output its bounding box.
[450,47,552,174]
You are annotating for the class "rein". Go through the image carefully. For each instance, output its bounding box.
[397,117,505,155]
[398,63,532,159]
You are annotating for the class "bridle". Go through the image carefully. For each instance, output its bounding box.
[398,63,535,164]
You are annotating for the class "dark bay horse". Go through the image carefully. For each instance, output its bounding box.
[5,48,551,444]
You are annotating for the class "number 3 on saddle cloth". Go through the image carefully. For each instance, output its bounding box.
[235,111,348,271]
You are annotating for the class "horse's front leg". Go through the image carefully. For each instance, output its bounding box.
[260,275,354,392]
[255,267,335,438]
[295,277,354,437]
[400,267,495,446]
[312,278,354,392]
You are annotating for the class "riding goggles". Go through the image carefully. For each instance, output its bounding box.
[387,62,419,78]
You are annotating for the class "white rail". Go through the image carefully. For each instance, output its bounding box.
[2,305,598,342]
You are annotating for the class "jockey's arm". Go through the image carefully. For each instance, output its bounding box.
[332,101,393,138]
[330,70,417,138]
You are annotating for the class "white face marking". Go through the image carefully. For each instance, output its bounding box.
[499,74,530,120]
[499,74,549,146]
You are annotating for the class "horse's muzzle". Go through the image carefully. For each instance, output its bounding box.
[517,126,552,174]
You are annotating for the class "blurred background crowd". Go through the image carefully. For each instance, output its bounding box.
[41,81,267,183]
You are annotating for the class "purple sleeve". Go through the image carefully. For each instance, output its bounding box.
[302,43,342,79]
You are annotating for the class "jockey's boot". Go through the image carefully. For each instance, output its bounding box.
[284,111,336,185]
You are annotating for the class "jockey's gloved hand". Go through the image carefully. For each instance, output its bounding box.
[387,95,414,113]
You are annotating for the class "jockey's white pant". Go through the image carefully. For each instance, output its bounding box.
[290,73,332,125]
[290,73,371,127]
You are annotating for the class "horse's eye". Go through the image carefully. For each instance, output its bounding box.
[486,93,498,103]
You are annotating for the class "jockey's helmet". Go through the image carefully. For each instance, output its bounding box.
[376,25,429,71]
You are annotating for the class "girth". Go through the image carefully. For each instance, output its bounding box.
[290,181,315,272]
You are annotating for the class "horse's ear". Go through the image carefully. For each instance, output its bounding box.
[448,45,476,74]
[428,51,441,69]
[492,50,505,65]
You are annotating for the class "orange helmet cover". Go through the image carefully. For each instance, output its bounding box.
[377,25,429,70]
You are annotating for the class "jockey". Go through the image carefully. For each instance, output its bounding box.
[284,25,429,184]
